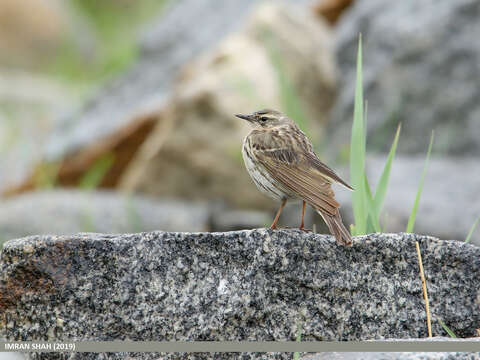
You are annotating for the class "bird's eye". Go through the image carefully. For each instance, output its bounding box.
[260,117,268,122]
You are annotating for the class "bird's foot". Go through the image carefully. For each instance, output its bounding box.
[299,226,312,233]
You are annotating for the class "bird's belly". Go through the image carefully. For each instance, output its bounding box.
[242,143,292,201]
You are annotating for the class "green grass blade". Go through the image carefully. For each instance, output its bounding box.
[350,34,367,235]
[361,99,380,233]
[373,123,401,218]
[364,174,380,232]
[406,131,434,233]
[465,215,480,243]
[364,100,368,141]
[78,153,115,190]
[350,224,356,235]
[438,319,457,338]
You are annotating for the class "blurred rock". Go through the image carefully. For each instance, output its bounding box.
[0,71,70,105]
[120,2,336,209]
[2,0,313,200]
[211,206,270,232]
[336,155,480,246]
[313,0,354,25]
[0,71,72,196]
[211,200,338,233]
[44,0,315,167]
[279,201,317,230]
[2,231,479,348]
[0,0,96,68]
[0,190,209,243]
[329,0,480,156]
[0,0,64,67]
[3,110,158,196]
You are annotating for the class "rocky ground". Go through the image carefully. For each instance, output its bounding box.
[1,230,479,360]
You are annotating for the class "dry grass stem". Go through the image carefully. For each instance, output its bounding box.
[416,241,432,338]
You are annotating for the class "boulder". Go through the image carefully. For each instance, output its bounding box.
[0,0,65,67]
[0,190,209,245]
[0,71,72,196]
[1,230,479,356]
[2,109,159,196]
[329,0,480,156]
[313,0,354,25]
[119,2,337,209]
[0,0,96,68]
[336,155,480,246]
[7,0,314,200]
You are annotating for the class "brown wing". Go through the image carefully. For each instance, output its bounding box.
[291,126,352,190]
[250,129,340,216]
[305,153,353,191]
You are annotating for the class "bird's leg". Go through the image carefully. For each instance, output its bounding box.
[299,200,306,231]
[270,198,287,229]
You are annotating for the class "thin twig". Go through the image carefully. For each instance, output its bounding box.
[416,241,432,338]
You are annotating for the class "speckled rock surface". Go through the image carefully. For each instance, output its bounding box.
[20,347,480,360]
[1,231,479,359]
[26,353,295,360]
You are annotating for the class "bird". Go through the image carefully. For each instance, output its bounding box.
[235,109,353,246]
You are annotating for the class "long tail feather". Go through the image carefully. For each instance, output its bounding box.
[317,210,353,246]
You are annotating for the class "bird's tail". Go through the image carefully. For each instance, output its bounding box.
[316,209,353,246]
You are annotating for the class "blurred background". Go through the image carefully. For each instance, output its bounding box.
[0,0,479,247]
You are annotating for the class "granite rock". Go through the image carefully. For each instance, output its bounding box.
[329,0,480,156]
[22,353,285,360]
[1,231,479,359]
[21,345,480,360]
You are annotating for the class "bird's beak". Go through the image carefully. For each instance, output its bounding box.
[235,113,254,123]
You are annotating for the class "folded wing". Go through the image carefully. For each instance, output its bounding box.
[253,144,340,216]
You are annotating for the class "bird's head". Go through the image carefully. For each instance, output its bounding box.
[235,109,290,128]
